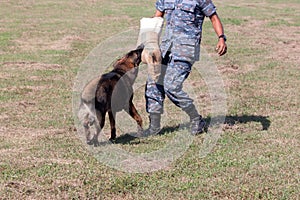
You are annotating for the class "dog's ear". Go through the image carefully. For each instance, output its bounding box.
[126,45,144,66]
[136,44,144,51]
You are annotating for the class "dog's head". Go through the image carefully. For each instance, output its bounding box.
[114,44,144,71]
[126,44,144,67]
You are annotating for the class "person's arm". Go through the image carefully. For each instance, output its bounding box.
[154,10,164,17]
[209,13,227,56]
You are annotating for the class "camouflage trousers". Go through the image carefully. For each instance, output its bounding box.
[145,54,195,114]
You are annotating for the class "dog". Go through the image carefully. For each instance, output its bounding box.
[79,45,144,145]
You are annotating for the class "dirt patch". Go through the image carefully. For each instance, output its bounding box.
[48,35,84,50]
[0,73,15,80]
[0,127,77,166]
[0,127,65,140]
[262,137,298,147]
[15,35,84,52]
[225,18,300,75]
[1,62,63,71]
[218,62,239,74]
[0,85,47,93]
[248,23,300,64]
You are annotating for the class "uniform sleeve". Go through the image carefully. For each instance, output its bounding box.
[155,0,165,12]
[200,0,217,17]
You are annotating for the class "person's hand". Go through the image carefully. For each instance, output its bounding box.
[136,17,164,82]
[216,39,227,56]
[141,32,162,82]
[142,43,161,65]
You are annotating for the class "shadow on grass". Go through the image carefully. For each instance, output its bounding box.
[224,115,271,130]
[113,124,186,144]
[114,133,140,144]
[112,115,270,145]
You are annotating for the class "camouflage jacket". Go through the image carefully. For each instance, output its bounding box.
[156,0,216,63]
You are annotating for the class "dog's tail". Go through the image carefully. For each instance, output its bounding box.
[83,99,96,120]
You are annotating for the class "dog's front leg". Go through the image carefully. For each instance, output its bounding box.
[128,98,143,134]
[108,111,116,141]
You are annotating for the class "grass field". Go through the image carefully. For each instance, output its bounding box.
[0,0,299,199]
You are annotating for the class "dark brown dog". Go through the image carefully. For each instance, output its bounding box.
[84,45,144,144]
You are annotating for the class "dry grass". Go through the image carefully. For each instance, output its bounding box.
[0,0,299,199]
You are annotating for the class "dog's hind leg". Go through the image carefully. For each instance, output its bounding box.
[81,101,98,144]
[83,113,93,142]
[91,110,105,146]
[108,111,116,141]
[82,100,96,126]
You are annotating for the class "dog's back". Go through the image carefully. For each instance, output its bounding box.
[95,67,135,113]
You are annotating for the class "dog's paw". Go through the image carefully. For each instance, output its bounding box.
[109,137,116,143]
[86,139,94,145]
[93,140,100,147]
[137,126,144,135]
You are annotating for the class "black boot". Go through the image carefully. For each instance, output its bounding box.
[190,116,206,135]
[141,113,161,137]
[184,105,206,135]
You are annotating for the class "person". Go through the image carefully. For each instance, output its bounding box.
[143,0,227,136]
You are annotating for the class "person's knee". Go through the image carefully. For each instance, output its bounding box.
[164,76,181,95]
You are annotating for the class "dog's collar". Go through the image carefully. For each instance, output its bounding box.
[113,68,126,77]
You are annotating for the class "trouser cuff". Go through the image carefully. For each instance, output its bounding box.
[183,104,200,120]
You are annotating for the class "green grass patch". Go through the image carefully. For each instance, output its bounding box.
[0,32,13,47]
[222,18,247,26]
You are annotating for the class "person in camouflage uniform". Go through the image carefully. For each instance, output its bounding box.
[144,0,227,135]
